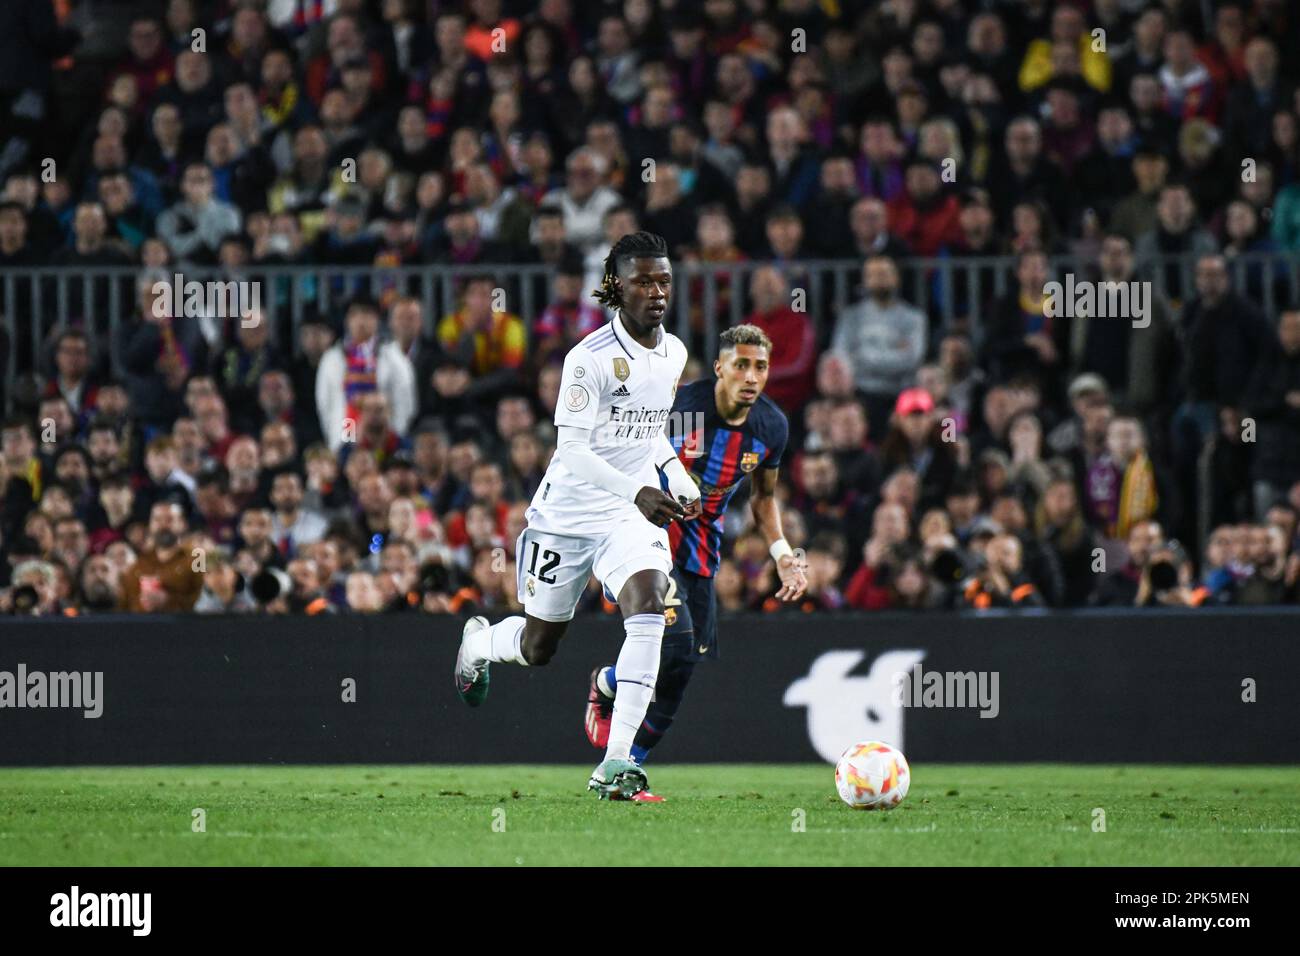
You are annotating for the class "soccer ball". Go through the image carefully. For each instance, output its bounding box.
[834,741,910,810]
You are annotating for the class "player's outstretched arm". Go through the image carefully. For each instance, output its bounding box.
[655,433,701,519]
[555,425,685,525]
[750,466,807,602]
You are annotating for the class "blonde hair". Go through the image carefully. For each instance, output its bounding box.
[720,324,773,353]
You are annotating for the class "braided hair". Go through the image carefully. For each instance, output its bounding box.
[592,231,670,309]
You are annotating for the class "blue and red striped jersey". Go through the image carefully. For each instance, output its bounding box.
[662,379,788,577]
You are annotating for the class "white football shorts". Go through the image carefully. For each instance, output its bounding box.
[514,513,673,622]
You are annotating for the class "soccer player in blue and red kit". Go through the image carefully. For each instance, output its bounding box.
[583,324,808,799]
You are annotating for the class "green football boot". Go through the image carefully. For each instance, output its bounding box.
[588,758,649,800]
[453,616,491,707]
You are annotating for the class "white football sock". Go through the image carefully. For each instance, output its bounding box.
[465,616,528,665]
[604,613,664,762]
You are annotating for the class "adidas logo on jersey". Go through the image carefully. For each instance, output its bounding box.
[611,384,631,397]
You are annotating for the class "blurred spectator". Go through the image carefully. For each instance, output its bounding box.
[832,257,927,433]
[1243,310,1300,515]
[269,469,328,559]
[987,117,1068,231]
[1236,523,1299,605]
[1018,4,1110,94]
[192,549,251,615]
[981,250,1067,401]
[52,202,135,280]
[1075,106,1139,225]
[1134,538,1208,608]
[77,552,122,613]
[731,160,774,256]
[1158,29,1217,124]
[436,274,526,401]
[848,196,910,262]
[878,388,958,511]
[541,147,621,254]
[0,2,79,181]
[1069,234,1178,415]
[1224,38,1290,160]
[88,471,135,553]
[681,204,746,336]
[1174,254,1275,481]
[316,297,416,452]
[344,569,384,613]
[844,501,911,610]
[1035,474,1099,607]
[1134,184,1218,305]
[765,105,820,213]
[1091,519,1162,606]
[1086,415,1168,545]
[119,501,203,612]
[156,163,243,265]
[960,532,1045,609]
[533,252,605,369]
[887,158,961,257]
[790,448,871,554]
[343,392,410,468]
[1109,148,1169,243]
[213,311,282,432]
[387,296,443,409]
[44,329,101,423]
[1113,7,1166,96]
[743,265,816,412]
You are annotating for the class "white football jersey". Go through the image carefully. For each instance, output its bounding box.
[527,314,689,536]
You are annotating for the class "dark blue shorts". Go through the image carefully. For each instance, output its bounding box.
[664,566,718,661]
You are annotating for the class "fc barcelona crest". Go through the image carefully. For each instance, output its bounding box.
[740,451,761,473]
[612,357,630,381]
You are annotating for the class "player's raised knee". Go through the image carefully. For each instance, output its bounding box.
[618,571,669,617]
[624,597,666,617]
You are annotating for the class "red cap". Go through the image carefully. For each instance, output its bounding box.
[894,387,935,417]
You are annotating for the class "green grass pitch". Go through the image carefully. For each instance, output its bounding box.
[2,765,1297,866]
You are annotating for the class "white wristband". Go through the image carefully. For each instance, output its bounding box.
[770,539,794,563]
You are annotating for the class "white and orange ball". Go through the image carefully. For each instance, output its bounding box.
[834,741,911,810]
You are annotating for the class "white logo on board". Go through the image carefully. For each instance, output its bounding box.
[783,649,925,762]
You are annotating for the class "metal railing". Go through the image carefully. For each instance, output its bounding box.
[2,251,1299,396]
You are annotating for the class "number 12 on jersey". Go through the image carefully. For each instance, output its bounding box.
[527,541,560,585]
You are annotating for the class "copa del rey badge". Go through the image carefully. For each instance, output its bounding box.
[612,357,630,381]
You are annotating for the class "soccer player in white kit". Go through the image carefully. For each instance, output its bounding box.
[453,231,702,799]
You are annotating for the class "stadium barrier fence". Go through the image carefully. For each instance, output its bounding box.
[2,251,1298,411]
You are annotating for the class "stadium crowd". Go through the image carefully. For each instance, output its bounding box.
[2,0,1300,615]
